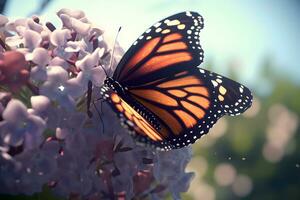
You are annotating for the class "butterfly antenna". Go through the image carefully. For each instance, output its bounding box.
[100,65,108,77]
[108,26,122,71]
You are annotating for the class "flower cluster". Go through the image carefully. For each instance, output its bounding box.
[0,9,194,199]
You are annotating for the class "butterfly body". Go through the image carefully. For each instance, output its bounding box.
[100,11,253,150]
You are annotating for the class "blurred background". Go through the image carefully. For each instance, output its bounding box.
[1,0,299,199]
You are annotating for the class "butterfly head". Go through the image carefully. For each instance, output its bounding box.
[104,77,125,95]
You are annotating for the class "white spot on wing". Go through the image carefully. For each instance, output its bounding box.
[154,22,161,28]
[162,29,171,34]
[211,80,218,87]
[177,24,185,30]
[155,28,162,32]
[186,11,192,16]
[166,19,180,26]
[239,87,244,93]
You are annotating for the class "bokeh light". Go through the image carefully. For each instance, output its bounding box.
[263,104,298,163]
[190,181,216,200]
[214,163,236,186]
[232,174,253,197]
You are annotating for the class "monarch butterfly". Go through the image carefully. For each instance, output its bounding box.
[99,11,253,150]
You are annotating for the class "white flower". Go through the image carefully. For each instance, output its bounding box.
[59,14,91,36]
[23,29,42,51]
[4,18,28,32]
[50,29,71,47]
[5,35,23,49]
[49,56,69,69]
[26,18,44,33]
[29,95,51,116]
[27,47,51,81]
[74,47,106,85]
[65,39,87,53]
[50,29,73,59]
[0,100,46,149]
[0,8,194,199]
[39,66,77,109]
[57,8,86,20]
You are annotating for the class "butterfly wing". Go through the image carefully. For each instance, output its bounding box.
[107,11,253,150]
[113,11,204,87]
[126,68,252,150]
[105,89,173,150]
[106,68,252,150]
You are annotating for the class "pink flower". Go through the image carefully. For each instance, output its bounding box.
[0,51,29,92]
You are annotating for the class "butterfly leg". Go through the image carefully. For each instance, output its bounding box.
[86,81,106,133]
[92,98,105,134]
[87,81,93,118]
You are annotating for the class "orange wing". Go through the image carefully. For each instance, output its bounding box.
[113,11,204,88]
[105,12,253,150]
[119,34,192,82]
[106,67,252,150]
[108,91,170,147]
[125,68,252,150]
[129,71,211,138]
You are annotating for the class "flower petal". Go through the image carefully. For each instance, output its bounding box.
[50,29,71,47]
[5,35,24,48]
[4,18,27,32]
[30,66,47,81]
[28,47,50,66]
[90,26,104,38]
[70,17,91,36]
[65,40,87,53]
[98,48,105,58]
[57,8,85,19]
[27,115,46,134]
[56,127,69,140]
[59,14,91,37]
[30,95,51,112]
[59,14,72,29]
[3,128,24,147]
[49,57,69,69]
[23,29,42,50]
[66,72,86,98]
[27,19,44,33]
[59,95,76,111]
[24,115,46,149]
[91,67,106,87]
[75,48,100,71]
[2,99,28,124]
[46,66,68,83]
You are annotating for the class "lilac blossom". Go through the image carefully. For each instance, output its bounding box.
[50,29,72,59]
[28,47,51,81]
[39,66,77,109]
[74,47,106,86]
[0,99,46,149]
[0,8,194,200]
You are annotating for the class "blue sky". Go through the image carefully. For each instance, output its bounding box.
[4,0,300,85]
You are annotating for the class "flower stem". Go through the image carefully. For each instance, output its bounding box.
[26,82,39,95]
